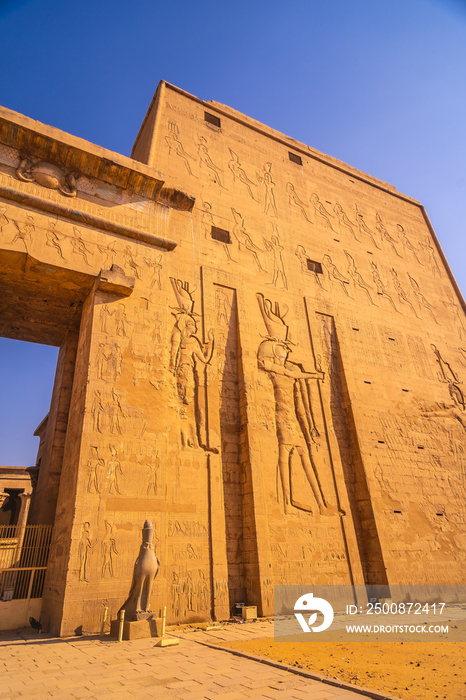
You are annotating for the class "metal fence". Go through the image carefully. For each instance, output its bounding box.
[0,524,53,601]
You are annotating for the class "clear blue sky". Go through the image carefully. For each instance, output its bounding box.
[0,0,465,465]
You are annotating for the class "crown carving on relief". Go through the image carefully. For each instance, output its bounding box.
[168,121,180,134]
[256,293,292,343]
[170,278,196,314]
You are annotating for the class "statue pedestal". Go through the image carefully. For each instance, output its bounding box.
[110,615,162,640]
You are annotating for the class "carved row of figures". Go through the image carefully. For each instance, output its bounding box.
[86,444,159,497]
[91,388,147,439]
[2,203,461,339]
[200,204,463,333]
[167,120,440,257]
[170,568,209,616]
[203,200,440,274]
[297,245,450,325]
[78,520,121,582]
[0,205,163,288]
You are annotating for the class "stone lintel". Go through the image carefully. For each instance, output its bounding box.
[0,183,178,250]
[96,265,135,297]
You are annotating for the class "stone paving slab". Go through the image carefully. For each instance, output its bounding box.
[0,623,399,699]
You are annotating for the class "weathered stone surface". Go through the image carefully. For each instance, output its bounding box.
[0,80,464,636]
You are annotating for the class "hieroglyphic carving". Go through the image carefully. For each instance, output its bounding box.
[169,278,215,450]
[406,335,433,379]
[71,227,92,265]
[231,209,266,272]
[256,293,338,515]
[168,520,208,537]
[16,158,77,197]
[286,182,310,222]
[185,570,195,612]
[334,203,359,241]
[216,287,231,326]
[264,227,287,289]
[202,201,236,262]
[78,522,96,582]
[101,521,119,578]
[107,445,123,494]
[355,210,380,249]
[397,224,423,265]
[390,269,420,318]
[432,345,465,410]
[97,240,117,269]
[201,200,214,237]
[96,341,123,383]
[146,451,159,496]
[344,251,376,305]
[92,389,146,437]
[379,408,466,478]
[197,569,209,611]
[322,255,351,297]
[165,121,195,175]
[87,445,104,494]
[197,136,223,186]
[375,213,401,257]
[379,327,408,371]
[295,245,324,287]
[122,245,141,279]
[443,294,466,341]
[173,543,202,560]
[228,149,257,200]
[91,391,105,434]
[421,237,441,277]
[10,216,34,251]
[370,261,398,312]
[152,312,162,344]
[109,389,124,435]
[113,304,129,337]
[144,253,162,290]
[310,194,336,233]
[0,205,9,233]
[171,571,182,617]
[407,273,438,324]
[257,162,278,217]
[46,220,66,259]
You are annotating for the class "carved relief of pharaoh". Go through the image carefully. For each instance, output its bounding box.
[169,278,215,450]
[256,293,341,516]
[16,157,77,197]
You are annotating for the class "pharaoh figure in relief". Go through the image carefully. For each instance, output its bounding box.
[256,294,339,516]
[169,278,215,450]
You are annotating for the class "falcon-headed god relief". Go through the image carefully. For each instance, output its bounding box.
[256,293,340,516]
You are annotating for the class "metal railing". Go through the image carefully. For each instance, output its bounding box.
[0,524,53,601]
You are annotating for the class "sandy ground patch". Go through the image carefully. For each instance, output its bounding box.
[221,638,466,700]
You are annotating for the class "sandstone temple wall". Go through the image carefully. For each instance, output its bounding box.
[0,82,464,636]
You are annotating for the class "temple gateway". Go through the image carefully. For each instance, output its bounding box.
[0,82,464,636]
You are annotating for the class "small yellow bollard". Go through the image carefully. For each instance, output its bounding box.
[154,604,179,647]
[118,609,125,642]
[161,606,166,638]
[101,606,108,635]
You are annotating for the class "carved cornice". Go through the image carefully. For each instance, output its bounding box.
[0,106,165,200]
[0,182,177,250]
